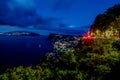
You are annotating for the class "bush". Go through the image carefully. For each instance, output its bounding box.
[0,39,120,80]
[95,65,111,75]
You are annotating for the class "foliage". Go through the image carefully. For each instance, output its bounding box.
[0,4,120,80]
[90,4,120,38]
[0,39,120,80]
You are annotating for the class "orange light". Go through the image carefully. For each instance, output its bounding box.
[87,32,91,38]
[88,35,90,38]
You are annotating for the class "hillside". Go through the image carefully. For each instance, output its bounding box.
[0,4,120,80]
[90,4,120,38]
[0,31,41,36]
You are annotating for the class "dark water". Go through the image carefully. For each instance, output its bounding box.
[0,36,53,73]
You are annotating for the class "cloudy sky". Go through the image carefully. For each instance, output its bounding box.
[0,0,120,32]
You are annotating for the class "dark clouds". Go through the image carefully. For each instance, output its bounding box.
[0,0,37,26]
[0,0,64,29]
[53,0,76,11]
[0,0,118,30]
[0,0,72,29]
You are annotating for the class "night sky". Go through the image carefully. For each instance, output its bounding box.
[0,0,120,33]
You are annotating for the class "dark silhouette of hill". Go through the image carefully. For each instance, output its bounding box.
[0,31,41,36]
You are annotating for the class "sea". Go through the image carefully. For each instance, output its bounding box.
[0,28,87,73]
[0,36,53,73]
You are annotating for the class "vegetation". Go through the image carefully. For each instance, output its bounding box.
[0,38,120,80]
[90,4,120,38]
[0,4,120,80]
